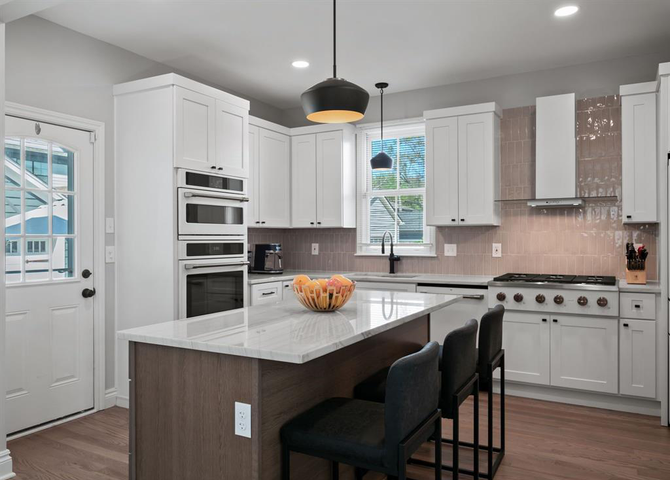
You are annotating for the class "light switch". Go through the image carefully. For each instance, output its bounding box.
[312,243,319,255]
[492,243,502,258]
[444,244,457,257]
[105,246,116,263]
[105,217,115,234]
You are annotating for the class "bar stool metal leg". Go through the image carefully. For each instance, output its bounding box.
[331,461,339,480]
[453,396,459,480]
[282,444,290,480]
[474,381,480,480]
[435,417,442,480]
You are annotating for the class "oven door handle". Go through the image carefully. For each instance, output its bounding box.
[462,294,485,300]
[183,191,249,202]
[184,261,250,270]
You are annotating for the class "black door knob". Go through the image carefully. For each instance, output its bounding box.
[82,288,96,298]
[82,269,92,279]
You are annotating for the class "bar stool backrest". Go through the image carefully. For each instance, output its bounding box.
[440,318,479,418]
[384,341,440,467]
[478,304,505,384]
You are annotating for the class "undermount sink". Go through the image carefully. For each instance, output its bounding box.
[353,273,419,279]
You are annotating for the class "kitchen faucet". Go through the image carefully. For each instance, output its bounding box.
[381,231,401,274]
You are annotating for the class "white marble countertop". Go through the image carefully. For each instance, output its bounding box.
[618,280,661,294]
[118,290,461,364]
[248,270,492,287]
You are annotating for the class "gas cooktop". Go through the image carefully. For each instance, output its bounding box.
[492,273,617,286]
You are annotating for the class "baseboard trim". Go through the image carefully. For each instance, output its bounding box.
[495,380,662,417]
[0,449,15,480]
[104,388,118,409]
[116,395,129,409]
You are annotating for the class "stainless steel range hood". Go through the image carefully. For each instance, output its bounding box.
[528,93,583,208]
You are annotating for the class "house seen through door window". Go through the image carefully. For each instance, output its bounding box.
[4,136,77,283]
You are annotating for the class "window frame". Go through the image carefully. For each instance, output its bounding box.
[356,121,435,257]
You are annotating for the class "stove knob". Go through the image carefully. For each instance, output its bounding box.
[577,296,588,306]
[597,297,608,307]
[514,293,524,303]
[554,295,564,305]
[496,292,506,302]
[535,294,546,304]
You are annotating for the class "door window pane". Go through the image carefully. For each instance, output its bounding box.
[5,238,21,284]
[52,145,75,192]
[398,195,424,243]
[5,189,22,235]
[53,194,74,235]
[5,138,21,186]
[52,238,75,279]
[25,191,49,235]
[25,237,50,282]
[369,196,397,244]
[25,139,49,189]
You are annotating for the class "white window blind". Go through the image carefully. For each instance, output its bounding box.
[357,123,435,256]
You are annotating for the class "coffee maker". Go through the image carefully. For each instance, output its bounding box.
[251,243,283,273]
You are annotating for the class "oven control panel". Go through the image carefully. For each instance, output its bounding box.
[488,286,619,317]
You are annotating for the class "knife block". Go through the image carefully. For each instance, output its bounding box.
[625,267,647,285]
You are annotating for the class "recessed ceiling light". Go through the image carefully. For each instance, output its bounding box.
[292,60,310,68]
[554,5,579,17]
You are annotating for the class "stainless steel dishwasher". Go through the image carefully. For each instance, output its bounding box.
[417,284,489,343]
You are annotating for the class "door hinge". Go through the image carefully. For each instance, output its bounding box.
[90,131,97,144]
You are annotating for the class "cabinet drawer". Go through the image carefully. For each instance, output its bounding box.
[620,293,656,320]
[250,282,283,306]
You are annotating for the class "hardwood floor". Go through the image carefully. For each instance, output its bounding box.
[8,395,670,480]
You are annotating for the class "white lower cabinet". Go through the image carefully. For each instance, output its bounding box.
[619,318,656,398]
[550,315,618,394]
[250,282,283,306]
[501,312,550,385]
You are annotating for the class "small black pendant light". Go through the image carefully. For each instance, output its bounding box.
[300,0,369,123]
[370,82,393,170]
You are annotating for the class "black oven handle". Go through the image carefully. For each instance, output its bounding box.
[183,191,249,202]
[184,261,249,270]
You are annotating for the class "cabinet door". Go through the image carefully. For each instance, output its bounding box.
[425,117,459,226]
[248,125,260,225]
[550,315,618,394]
[458,113,498,225]
[622,93,657,223]
[291,134,318,227]
[620,319,656,398]
[501,312,550,385]
[250,282,283,306]
[174,87,216,171]
[316,131,344,227]
[258,128,291,227]
[215,100,249,178]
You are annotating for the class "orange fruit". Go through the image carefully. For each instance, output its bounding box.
[304,279,321,296]
[316,278,328,290]
[331,274,353,286]
[293,274,311,291]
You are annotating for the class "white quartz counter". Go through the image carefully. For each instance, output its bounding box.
[618,280,661,294]
[118,290,461,364]
[248,270,492,287]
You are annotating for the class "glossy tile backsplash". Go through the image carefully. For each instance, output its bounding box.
[249,96,658,280]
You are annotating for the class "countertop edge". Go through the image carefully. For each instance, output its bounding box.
[248,271,493,287]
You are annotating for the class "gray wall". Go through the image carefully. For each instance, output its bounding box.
[282,52,670,127]
[5,15,285,391]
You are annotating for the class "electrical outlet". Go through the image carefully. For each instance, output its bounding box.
[105,217,115,234]
[444,244,457,257]
[235,402,251,438]
[311,243,319,255]
[105,246,116,263]
[492,243,502,258]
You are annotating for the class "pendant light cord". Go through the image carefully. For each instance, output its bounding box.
[380,86,384,144]
[333,0,337,78]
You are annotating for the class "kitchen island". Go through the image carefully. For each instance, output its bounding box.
[118,289,461,480]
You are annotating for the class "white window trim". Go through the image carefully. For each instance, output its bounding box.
[356,122,436,257]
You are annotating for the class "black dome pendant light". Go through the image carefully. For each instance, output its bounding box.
[370,82,393,170]
[300,0,369,123]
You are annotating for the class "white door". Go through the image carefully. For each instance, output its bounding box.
[174,86,216,172]
[291,134,317,227]
[619,319,656,398]
[425,117,459,226]
[501,312,550,385]
[5,116,95,434]
[458,113,494,225]
[550,315,618,394]
[316,131,343,227]
[258,128,290,227]
[248,125,260,225]
[215,100,248,178]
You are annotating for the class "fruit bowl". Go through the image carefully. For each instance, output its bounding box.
[292,275,356,312]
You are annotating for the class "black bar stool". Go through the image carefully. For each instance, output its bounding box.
[355,319,480,480]
[280,342,442,480]
[441,305,505,479]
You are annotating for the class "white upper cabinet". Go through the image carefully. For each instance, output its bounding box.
[290,126,355,228]
[248,125,260,225]
[426,117,459,225]
[424,103,501,227]
[291,134,318,227]
[175,86,217,172]
[254,127,291,228]
[215,100,249,178]
[620,83,658,224]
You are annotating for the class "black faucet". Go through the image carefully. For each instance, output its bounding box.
[381,231,401,274]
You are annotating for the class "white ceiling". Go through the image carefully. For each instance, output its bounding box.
[37,0,670,110]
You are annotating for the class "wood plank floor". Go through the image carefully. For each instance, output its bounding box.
[8,395,670,480]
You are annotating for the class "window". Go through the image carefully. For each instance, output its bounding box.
[357,123,435,256]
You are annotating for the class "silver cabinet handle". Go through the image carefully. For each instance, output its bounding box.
[184,261,249,270]
[261,291,276,296]
[183,191,249,202]
[25,259,49,264]
[462,294,485,300]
